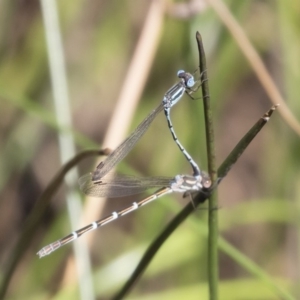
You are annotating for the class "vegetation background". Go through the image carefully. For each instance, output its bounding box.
[0,0,299,299]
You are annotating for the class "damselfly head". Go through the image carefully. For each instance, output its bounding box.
[177,70,195,88]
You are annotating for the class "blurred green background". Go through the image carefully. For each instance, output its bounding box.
[0,0,299,299]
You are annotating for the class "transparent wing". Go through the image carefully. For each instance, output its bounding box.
[78,173,172,198]
[92,103,164,180]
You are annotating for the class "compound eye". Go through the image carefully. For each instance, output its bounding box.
[187,77,195,87]
[177,70,185,77]
[201,175,212,189]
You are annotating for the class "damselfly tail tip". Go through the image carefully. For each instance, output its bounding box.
[36,248,48,259]
[37,241,61,258]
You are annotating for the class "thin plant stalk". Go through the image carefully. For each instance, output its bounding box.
[196,31,219,299]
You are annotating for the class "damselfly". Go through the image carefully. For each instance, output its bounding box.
[37,172,211,258]
[92,70,203,181]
